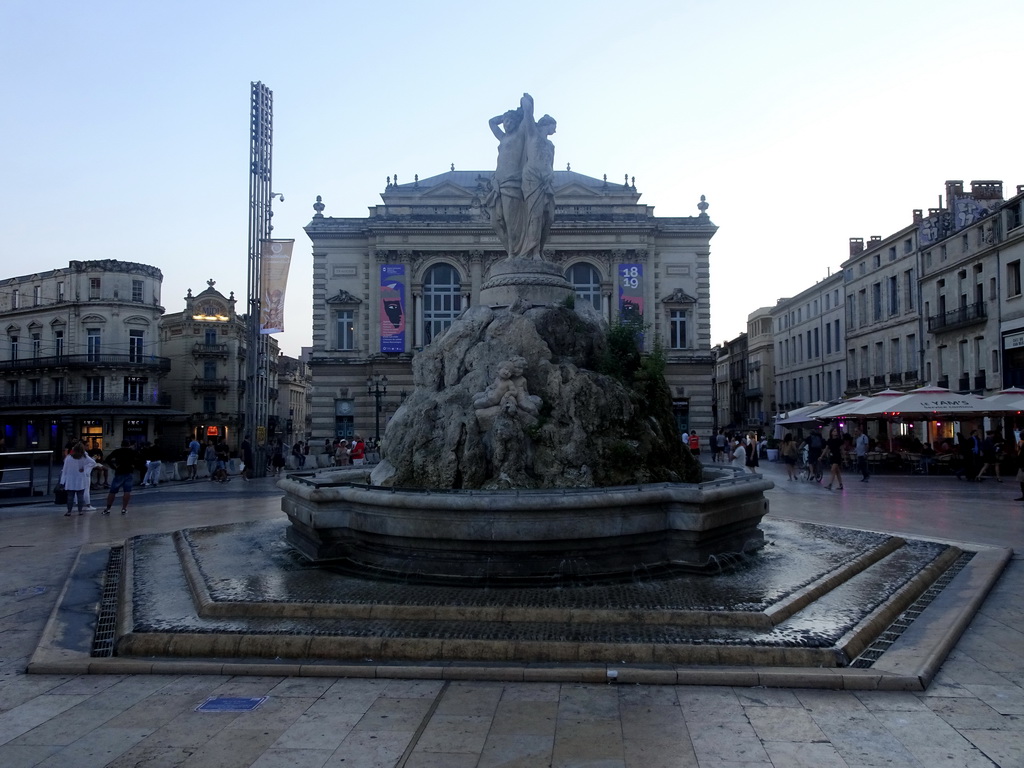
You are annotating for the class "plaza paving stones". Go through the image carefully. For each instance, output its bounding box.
[2,465,1024,765]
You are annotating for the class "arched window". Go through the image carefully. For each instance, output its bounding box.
[423,264,462,344]
[565,263,602,311]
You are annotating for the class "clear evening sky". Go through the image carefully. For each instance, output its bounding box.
[3,0,1023,357]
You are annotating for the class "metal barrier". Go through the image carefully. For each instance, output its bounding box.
[0,450,57,499]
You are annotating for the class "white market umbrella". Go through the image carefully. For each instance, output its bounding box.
[841,389,910,417]
[860,385,986,418]
[774,401,830,426]
[980,386,1024,413]
[806,396,867,420]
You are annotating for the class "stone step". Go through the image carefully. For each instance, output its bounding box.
[110,518,962,669]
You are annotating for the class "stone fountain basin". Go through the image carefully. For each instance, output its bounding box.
[279,467,773,585]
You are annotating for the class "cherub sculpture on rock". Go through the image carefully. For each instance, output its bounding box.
[473,357,541,430]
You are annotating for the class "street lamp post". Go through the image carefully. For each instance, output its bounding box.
[366,374,388,443]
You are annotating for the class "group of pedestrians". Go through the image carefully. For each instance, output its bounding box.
[778,427,854,490]
[60,439,140,516]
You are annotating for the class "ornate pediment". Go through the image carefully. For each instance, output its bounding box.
[326,289,362,305]
[661,288,697,305]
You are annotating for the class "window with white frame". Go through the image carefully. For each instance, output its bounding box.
[129,330,144,362]
[132,280,144,303]
[669,309,687,349]
[423,264,462,345]
[89,278,101,299]
[54,329,64,358]
[565,263,602,311]
[87,328,101,361]
[336,309,356,350]
[1008,260,1022,297]
[123,376,145,402]
[9,335,18,361]
[86,376,104,401]
[33,286,41,306]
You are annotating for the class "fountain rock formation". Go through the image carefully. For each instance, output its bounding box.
[370,298,700,490]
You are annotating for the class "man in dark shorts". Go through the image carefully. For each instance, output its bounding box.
[102,440,140,515]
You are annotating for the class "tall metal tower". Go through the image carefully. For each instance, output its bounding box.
[246,81,273,476]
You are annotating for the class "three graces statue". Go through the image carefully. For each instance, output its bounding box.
[485,93,556,260]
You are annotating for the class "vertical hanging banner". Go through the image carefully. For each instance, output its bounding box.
[380,265,406,353]
[259,239,294,334]
[618,263,643,323]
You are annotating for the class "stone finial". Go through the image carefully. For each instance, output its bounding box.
[386,176,391,187]
[313,195,325,218]
[631,176,635,189]
[566,162,571,171]
[624,174,629,187]
[414,174,419,185]
[229,291,235,300]
[394,173,398,186]
[603,174,607,185]
[186,288,192,298]
[451,162,455,172]
[697,195,710,216]
[207,279,215,289]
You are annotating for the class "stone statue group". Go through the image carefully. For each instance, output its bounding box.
[486,93,556,260]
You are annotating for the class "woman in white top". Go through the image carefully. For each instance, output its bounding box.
[61,442,97,516]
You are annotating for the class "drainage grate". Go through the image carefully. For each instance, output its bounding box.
[195,696,268,713]
[850,551,974,668]
[91,545,124,657]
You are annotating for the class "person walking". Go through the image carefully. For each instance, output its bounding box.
[805,429,824,481]
[1013,438,1024,501]
[271,439,285,475]
[204,439,217,480]
[743,432,759,474]
[854,427,870,482]
[712,429,726,463]
[350,436,366,466]
[102,440,140,515]
[977,430,1003,482]
[141,441,161,488]
[824,427,845,491]
[60,442,96,516]
[240,435,253,481]
[185,436,201,480]
[334,439,350,467]
[731,437,746,468]
[781,433,799,481]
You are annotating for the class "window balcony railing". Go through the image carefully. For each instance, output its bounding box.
[192,343,229,358]
[0,353,171,374]
[744,387,763,399]
[888,371,903,384]
[927,301,987,332]
[873,375,886,386]
[0,392,171,408]
[191,377,230,394]
[904,370,919,382]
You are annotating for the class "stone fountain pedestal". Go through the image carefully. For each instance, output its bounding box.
[281,467,771,584]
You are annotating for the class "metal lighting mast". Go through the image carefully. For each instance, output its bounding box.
[246,81,274,476]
